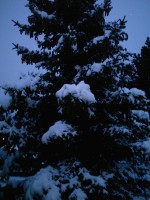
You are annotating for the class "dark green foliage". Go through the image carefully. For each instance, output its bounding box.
[0,0,150,199]
[135,37,150,98]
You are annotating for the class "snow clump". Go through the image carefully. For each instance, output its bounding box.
[131,110,149,122]
[24,166,61,200]
[0,88,11,108]
[56,81,96,104]
[42,120,77,144]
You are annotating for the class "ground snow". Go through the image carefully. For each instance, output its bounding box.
[56,81,96,104]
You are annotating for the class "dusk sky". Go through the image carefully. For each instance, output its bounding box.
[0,0,150,86]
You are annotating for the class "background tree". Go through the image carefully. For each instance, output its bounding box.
[0,0,150,199]
[135,37,150,98]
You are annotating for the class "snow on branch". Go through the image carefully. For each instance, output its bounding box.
[0,88,11,108]
[133,138,150,154]
[131,110,149,122]
[79,168,106,188]
[129,88,145,97]
[24,161,110,200]
[24,166,60,200]
[35,9,55,20]
[69,188,88,200]
[56,81,96,104]
[109,87,146,104]
[42,121,77,144]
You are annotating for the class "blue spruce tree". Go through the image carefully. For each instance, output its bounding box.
[0,0,150,199]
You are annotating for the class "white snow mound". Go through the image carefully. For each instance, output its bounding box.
[42,120,77,144]
[56,81,96,104]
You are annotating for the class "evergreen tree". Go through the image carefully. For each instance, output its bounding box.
[135,37,150,98]
[0,0,150,199]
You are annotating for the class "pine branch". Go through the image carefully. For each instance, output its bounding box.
[12,43,18,50]
[12,43,18,49]
[12,20,22,28]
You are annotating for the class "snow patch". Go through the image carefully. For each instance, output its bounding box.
[142,139,150,153]
[86,62,104,76]
[130,88,145,97]
[133,138,150,154]
[92,31,110,44]
[79,168,106,188]
[14,74,40,90]
[107,125,131,137]
[0,154,15,180]
[93,36,105,44]
[131,110,149,122]
[34,6,55,20]
[110,87,146,104]
[25,166,61,200]
[69,188,87,200]
[94,0,104,7]
[0,88,11,108]
[56,81,96,104]
[23,161,110,199]
[8,176,27,189]
[42,121,77,144]
[0,121,10,134]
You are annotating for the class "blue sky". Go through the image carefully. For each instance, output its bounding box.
[0,0,150,85]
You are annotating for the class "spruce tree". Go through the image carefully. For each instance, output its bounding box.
[135,37,150,98]
[0,0,150,199]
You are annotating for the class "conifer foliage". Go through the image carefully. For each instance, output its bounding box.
[135,37,150,98]
[0,0,150,199]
